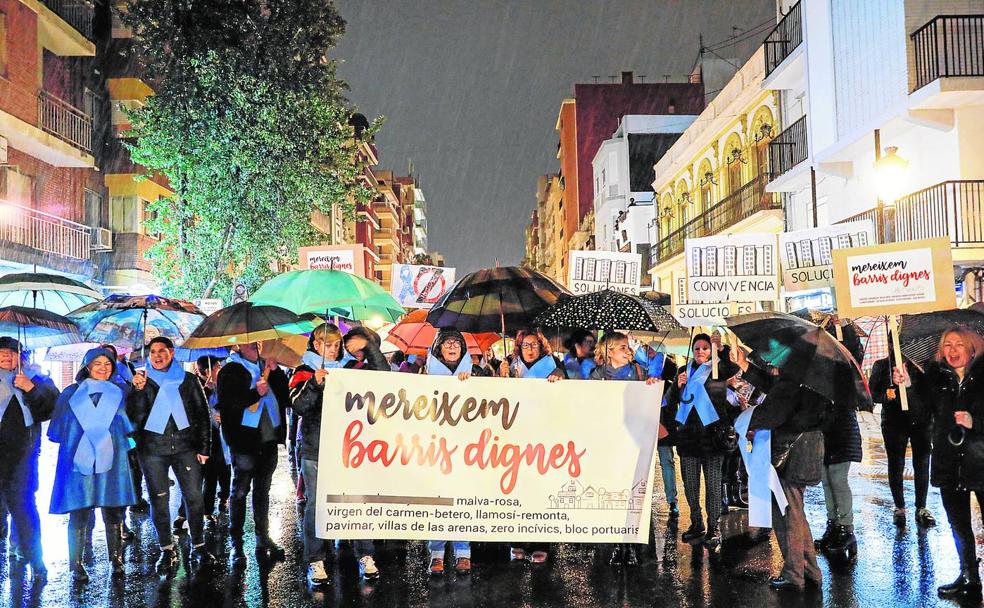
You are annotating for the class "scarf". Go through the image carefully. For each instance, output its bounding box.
[144,363,190,434]
[0,369,31,427]
[68,379,124,475]
[563,353,596,380]
[597,363,640,381]
[426,353,472,376]
[514,355,559,379]
[674,362,720,426]
[228,353,280,429]
[301,349,354,370]
[734,406,787,527]
[634,348,666,379]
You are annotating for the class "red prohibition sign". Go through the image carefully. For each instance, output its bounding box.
[413,268,447,303]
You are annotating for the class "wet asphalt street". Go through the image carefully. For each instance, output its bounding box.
[1,413,979,608]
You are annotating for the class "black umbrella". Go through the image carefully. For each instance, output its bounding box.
[181,302,319,349]
[533,288,682,332]
[897,308,984,363]
[426,266,571,333]
[788,308,866,365]
[726,311,872,412]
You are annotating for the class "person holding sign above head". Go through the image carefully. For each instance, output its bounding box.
[499,330,563,565]
[666,333,739,549]
[423,328,489,576]
[914,328,984,602]
[217,341,290,567]
[0,338,58,584]
[588,331,662,567]
[48,347,137,582]
[289,324,353,588]
[128,337,213,573]
[562,329,597,380]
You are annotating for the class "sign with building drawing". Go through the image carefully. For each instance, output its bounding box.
[685,234,779,302]
[568,250,642,295]
[779,221,875,292]
[831,237,955,317]
[390,264,456,308]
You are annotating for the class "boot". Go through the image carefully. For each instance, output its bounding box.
[106,524,126,578]
[814,520,836,551]
[938,559,982,600]
[255,534,285,561]
[68,527,89,582]
[608,545,624,566]
[728,483,749,509]
[703,526,722,548]
[231,536,247,568]
[826,525,857,563]
[681,524,706,543]
[155,546,178,573]
[120,521,135,542]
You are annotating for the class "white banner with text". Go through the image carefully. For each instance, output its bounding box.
[685,234,779,302]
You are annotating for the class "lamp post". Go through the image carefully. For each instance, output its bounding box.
[873,135,909,244]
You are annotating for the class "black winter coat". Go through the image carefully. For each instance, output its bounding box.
[0,372,58,481]
[665,358,739,458]
[127,369,211,457]
[869,357,932,427]
[919,355,984,491]
[217,360,290,455]
[743,364,825,486]
[290,365,326,462]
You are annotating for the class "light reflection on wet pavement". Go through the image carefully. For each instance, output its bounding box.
[1,412,977,607]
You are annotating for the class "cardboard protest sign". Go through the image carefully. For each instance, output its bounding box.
[569,250,642,295]
[831,237,955,317]
[316,369,663,544]
[685,234,779,302]
[391,264,456,309]
[779,221,874,292]
[672,302,756,327]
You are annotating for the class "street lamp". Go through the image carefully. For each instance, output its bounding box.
[874,145,909,243]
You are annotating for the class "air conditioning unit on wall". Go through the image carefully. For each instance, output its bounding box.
[91,227,113,251]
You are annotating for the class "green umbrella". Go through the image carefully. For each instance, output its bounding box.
[249,269,404,322]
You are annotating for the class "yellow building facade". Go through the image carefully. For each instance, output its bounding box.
[648,46,783,300]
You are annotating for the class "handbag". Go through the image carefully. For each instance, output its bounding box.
[711,423,739,452]
[773,432,803,473]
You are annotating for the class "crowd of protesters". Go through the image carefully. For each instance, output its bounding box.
[2,323,984,603]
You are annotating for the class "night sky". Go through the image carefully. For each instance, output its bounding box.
[334,0,775,273]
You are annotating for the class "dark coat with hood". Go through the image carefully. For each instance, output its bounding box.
[217,356,290,455]
[343,327,390,372]
[427,328,489,377]
[126,365,211,457]
[918,353,984,491]
[290,343,348,463]
[870,356,932,428]
[0,365,58,482]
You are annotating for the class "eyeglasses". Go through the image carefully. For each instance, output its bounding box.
[520,342,540,350]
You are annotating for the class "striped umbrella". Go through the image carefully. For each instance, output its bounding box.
[0,272,101,315]
[0,306,83,349]
[426,266,571,333]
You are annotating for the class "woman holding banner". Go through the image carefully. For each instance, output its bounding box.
[500,330,562,564]
[668,333,739,549]
[589,331,661,566]
[915,328,984,602]
[562,329,596,379]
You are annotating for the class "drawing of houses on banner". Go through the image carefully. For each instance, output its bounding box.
[549,478,648,512]
[778,221,874,292]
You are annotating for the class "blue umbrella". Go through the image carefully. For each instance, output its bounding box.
[68,294,206,352]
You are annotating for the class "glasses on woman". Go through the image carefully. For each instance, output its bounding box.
[520,342,540,350]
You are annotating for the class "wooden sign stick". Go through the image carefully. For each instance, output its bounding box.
[711,328,720,380]
[887,314,909,411]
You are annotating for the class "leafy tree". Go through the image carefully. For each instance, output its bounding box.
[121,0,378,300]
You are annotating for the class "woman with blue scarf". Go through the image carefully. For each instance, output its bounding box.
[500,330,562,564]
[424,328,487,576]
[668,333,739,549]
[48,347,137,582]
[289,324,355,588]
[589,331,661,567]
[562,329,597,380]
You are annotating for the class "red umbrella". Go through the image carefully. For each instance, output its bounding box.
[386,310,500,356]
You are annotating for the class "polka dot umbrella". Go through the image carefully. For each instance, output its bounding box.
[532,288,683,332]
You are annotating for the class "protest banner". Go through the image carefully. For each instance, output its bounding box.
[298,244,365,275]
[391,264,456,308]
[779,221,874,292]
[685,234,779,302]
[672,301,756,327]
[831,237,955,317]
[315,368,663,544]
[568,250,642,295]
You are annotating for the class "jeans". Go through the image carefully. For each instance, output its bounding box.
[658,445,678,504]
[882,422,932,510]
[429,541,470,560]
[301,459,331,563]
[140,450,205,546]
[941,488,984,570]
[0,451,42,566]
[230,443,279,538]
[772,479,821,588]
[202,450,231,516]
[821,462,854,528]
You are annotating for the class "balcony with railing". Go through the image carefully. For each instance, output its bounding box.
[764,2,803,78]
[768,116,808,181]
[836,180,984,250]
[38,90,92,154]
[41,0,94,39]
[650,174,781,266]
[911,15,984,92]
[0,201,91,260]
